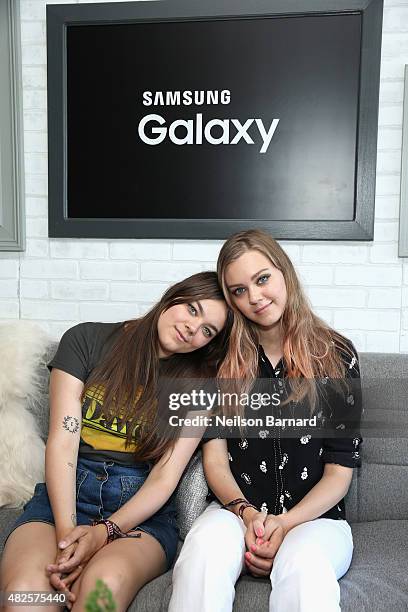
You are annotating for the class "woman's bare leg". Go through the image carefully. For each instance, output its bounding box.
[70,531,167,612]
[0,523,61,612]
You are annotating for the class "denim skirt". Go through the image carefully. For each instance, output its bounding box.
[9,456,179,569]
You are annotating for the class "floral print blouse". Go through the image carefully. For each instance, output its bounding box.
[206,341,362,521]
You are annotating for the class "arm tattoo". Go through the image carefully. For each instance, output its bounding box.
[71,513,77,527]
[62,415,80,434]
[67,462,74,468]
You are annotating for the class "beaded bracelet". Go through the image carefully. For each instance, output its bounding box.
[238,502,258,520]
[92,519,141,544]
[221,497,248,510]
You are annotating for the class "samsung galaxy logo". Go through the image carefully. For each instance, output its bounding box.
[138,113,279,154]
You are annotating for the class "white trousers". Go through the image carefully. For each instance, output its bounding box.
[169,502,353,612]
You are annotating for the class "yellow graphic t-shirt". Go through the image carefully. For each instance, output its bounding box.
[49,321,145,465]
[81,384,142,456]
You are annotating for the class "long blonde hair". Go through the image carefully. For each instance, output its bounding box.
[216,229,352,409]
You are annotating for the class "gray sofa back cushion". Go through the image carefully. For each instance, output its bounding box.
[35,348,408,530]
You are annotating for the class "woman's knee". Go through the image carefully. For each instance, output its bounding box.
[2,573,51,593]
[76,564,127,601]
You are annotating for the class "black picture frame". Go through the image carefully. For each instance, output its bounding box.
[47,0,383,240]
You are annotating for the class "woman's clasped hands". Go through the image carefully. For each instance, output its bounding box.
[45,524,107,606]
[244,511,289,577]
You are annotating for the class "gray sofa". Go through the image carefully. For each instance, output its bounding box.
[1,347,407,611]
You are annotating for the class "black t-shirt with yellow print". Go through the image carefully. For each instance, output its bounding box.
[48,322,141,465]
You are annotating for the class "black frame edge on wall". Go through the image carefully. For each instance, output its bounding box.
[47,0,383,240]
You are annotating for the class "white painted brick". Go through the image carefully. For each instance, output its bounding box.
[366,331,400,352]
[24,132,47,154]
[306,287,366,308]
[20,1,47,20]
[335,330,366,352]
[0,302,19,319]
[21,45,46,66]
[279,243,301,263]
[46,321,78,341]
[20,280,49,299]
[26,217,48,238]
[335,265,401,286]
[369,243,400,263]
[377,127,402,150]
[111,282,169,302]
[109,241,171,260]
[24,153,47,174]
[26,197,47,217]
[383,7,408,31]
[296,266,334,286]
[50,241,108,259]
[378,79,404,105]
[200,262,217,272]
[141,262,200,282]
[401,332,408,353]
[380,59,405,79]
[382,33,408,57]
[80,261,139,281]
[375,196,400,219]
[138,302,156,316]
[0,260,19,279]
[402,287,408,307]
[373,221,399,242]
[378,104,403,127]
[334,309,400,331]
[22,300,79,321]
[404,264,408,284]
[25,238,49,258]
[385,0,408,6]
[376,150,402,173]
[51,281,109,301]
[21,260,78,279]
[23,110,47,132]
[172,241,222,261]
[368,287,402,308]
[375,175,401,196]
[0,281,18,298]
[20,21,46,44]
[314,309,332,325]
[79,303,137,322]
[403,309,408,330]
[23,90,47,111]
[25,175,48,196]
[302,245,368,264]
[22,66,47,90]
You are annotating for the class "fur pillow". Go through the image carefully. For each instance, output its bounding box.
[0,321,50,508]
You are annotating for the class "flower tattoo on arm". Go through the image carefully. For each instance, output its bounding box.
[62,415,80,434]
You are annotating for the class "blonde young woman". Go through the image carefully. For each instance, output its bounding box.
[170,230,362,612]
[0,272,231,612]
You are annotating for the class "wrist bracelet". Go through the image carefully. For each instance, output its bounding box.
[238,502,258,520]
[221,498,248,510]
[92,519,142,544]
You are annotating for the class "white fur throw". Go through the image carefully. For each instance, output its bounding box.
[0,321,49,508]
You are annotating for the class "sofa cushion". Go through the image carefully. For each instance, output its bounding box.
[153,519,408,612]
[174,450,209,540]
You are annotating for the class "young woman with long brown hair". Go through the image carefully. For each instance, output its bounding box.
[170,230,362,612]
[0,271,231,612]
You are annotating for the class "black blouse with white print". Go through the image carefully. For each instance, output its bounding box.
[207,341,362,521]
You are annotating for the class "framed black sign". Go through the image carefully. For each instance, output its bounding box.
[47,0,383,240]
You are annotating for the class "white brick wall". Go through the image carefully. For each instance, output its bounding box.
[0,0,407,352]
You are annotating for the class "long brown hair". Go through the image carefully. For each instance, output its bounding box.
[83,272,232,461]
[217,229,352,408]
